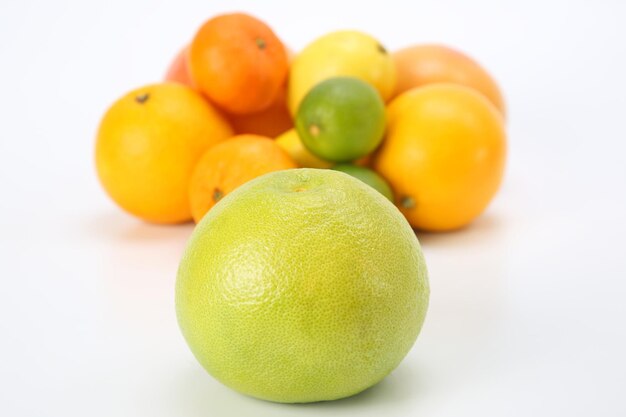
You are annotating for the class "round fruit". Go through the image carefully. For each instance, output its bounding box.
[164,43,291,137]
[95,83,233,223]
[295,77,385,162]
[354,153,373,167]
[164,46,194,87]
[288,30,396,115]
[275,129,332,169]
[227,86,293,137]
[332,164,394,201]
[189,13,288,114]
[176,168,429,403]
[374,84,507,231]
[188,134,296,223]
[392,44,506,116]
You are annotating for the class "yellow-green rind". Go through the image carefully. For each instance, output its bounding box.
[176,168,429,403]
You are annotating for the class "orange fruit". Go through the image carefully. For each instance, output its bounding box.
[167,44,292,137]
[164,46,194,87]
[374,84,506,231]
[189,13,288,114]
[392,44,506,116]
[95,83,233,224]
[189,134,296,223]
[227,85,293,137]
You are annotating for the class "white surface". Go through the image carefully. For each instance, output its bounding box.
[1,1,625,416]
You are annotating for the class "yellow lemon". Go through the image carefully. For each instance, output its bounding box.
[288,30,396,115]
[275,128,332,168]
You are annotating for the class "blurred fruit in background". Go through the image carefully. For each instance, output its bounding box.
[95,83,232,223]
[295,77,385,162]
[275,129,332,169]
[332,164,394,201]
[227,86,293,137]
[288,30,396,115]
[354,153,373,168]
[164,46,194,87]
[165,44,293,138]
[392,44,506,116]
[190,13,288,114]
[224,47,295,136]
[188,134,296,223]
[375,84,506,231]
[99,11,508,231]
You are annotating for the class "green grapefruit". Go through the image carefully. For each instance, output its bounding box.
[176,168,429,403]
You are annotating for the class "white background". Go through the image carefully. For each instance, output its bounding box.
[1,1,625,416]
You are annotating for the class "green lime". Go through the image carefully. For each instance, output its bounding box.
[295,77,385,162]
[332,164,394,201]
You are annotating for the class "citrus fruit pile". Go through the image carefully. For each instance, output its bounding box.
[94,11,508,404]
[95,11,507,232]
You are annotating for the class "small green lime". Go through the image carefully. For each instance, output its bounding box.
[295,77,385,162]
[332,164,394,201]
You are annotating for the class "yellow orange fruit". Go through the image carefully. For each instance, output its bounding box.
[95,83,233,223]
[392,44,506,116]
[374,84,506,231]
[189,134,296,223]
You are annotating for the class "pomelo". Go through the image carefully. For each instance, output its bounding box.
[176,168,429,403]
